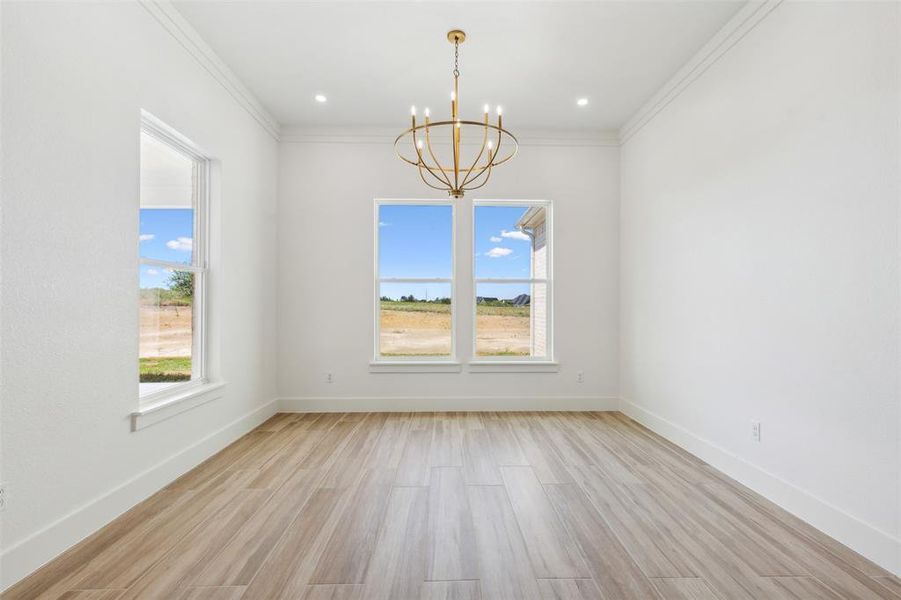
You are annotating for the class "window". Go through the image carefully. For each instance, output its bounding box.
[473,200,552,360]
[139,123,209,399]
[374,200,455,360]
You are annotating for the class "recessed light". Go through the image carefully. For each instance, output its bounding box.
[314,94,327,103]
[577,98,589,107]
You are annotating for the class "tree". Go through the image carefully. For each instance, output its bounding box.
[168,271,194,300]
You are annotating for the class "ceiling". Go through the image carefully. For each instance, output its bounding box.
[173,1,745,133]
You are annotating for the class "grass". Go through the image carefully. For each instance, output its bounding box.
[140,356,191,382]
[381,300,529,318]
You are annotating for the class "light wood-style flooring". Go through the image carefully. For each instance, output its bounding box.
[4,412,899,599]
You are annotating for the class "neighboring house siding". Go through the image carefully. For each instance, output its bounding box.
[532,221,547,357]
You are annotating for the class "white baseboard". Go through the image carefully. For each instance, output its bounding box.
[0,398,279,592]
[279,396,619,413]
[620,398,900,576]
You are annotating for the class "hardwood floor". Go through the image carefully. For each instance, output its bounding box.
[4,412,899,600]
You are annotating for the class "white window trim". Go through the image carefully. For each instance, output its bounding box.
[470,199,554,365]
[372,198,458,365]
[137,112,217,411]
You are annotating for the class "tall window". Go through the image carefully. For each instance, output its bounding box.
[139,124,208,399]
[374,200,455,360]
[473,200,552,360]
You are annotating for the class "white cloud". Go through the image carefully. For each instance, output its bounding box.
[379,221,390,227]
[146,268,159,276]
[165,237,193,251]
[139,234,155,242]
[501,229,530,241]
[489,236,502,243]
[486,247,513,258]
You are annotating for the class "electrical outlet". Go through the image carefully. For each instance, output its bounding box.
[0,482,7,512]
[751,421,761,442]
[326,372,333,384]
[576,371,584,384]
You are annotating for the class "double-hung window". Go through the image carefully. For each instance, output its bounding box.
[138,123,209,400]
[473,200,552,360]
[374,200,455,360]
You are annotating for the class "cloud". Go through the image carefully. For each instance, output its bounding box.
[501,229,530,241]
[146,268,159,276]
[165,237,193,251]
[139,234,155,242]
[489,236,502,243]
[379,221,390,227]
[486,247,513,258]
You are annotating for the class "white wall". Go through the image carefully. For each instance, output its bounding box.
[620,1,900,573]
[1,1,279,589]
[278,132,619,410]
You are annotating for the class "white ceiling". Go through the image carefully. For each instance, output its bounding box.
[173,1,745,132]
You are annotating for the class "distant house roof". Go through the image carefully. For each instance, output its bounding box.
[515,206,545,230]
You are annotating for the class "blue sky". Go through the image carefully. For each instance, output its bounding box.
[378,204,533,300]
[139,208,193,288]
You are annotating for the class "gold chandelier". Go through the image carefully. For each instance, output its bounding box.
[395,30,518,198]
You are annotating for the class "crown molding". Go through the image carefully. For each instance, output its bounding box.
[138,0,282,141]
[279,126,620,147]
[619,0,783,144]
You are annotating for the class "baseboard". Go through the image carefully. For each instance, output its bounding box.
[279,396,619,413]
[0,398,279,592]
[620,398,900,576]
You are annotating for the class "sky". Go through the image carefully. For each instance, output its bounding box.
[379,204,536,301]
[139,208,194,288]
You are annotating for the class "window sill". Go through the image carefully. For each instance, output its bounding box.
[369,361,463,373]
[467,361,560,373]
[132,380,227,431]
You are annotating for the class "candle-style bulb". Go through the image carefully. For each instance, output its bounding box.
[411,106,417,116]
[417,139,424,149]
[487,140,493,149]
[451,91,456,101]
[496,106,503,116]
[483,104,490,114]
[424,108,430,117]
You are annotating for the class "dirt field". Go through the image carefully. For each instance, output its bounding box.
[379,302,530,356]
[140,305,192,357]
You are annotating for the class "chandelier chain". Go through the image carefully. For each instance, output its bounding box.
[453,40,459,78]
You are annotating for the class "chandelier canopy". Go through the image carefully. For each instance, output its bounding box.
[394,30,518,198]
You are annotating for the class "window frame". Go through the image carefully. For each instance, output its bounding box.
[372,198,457,364]
[138,116,211,404]
[471,198,554,363]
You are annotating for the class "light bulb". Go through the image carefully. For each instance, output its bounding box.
[314,94,327,103]
[451,91,456,101]
[424,108,430,117]
[456,121,461,129]
[483,104,490,114]
[577,98,589,107]
[487,140,493,149]
[411,106,417,116]
[496,106,503,116]
[417,139,424,149]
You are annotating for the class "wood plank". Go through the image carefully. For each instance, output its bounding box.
[301,584,364,599]
[757,576,847,599]
[500,466,589,579]
[121,488,269,598]
[193,468,323,586]
[362,486,429,599]
[537,578,603,600]
[310,468,397,584]
[466,484,543,600]
[420,580,481,600]
[650,578,719,600]
[427,467,479,581]
[56,591,126,600]
[462,430,502,485]
[177,587,247,600]
[544,483,661,600]
[396,429,433,486]
[429,415,464,467]
[241,488,345,599]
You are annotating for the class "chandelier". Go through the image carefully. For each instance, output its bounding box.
[395,30,518,198]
